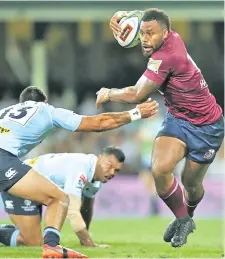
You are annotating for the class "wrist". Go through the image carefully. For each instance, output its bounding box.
[128,107,142,121]
[80,240,95,247]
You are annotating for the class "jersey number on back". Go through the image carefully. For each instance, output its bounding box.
[0,106,38,126]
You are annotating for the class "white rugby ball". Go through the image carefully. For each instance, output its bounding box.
[116,10,143,48]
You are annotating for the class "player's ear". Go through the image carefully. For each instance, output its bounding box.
[163,29,169,39]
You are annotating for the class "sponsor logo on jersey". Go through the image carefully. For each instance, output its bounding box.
[147,58,162,74]
[0,126,10,134]
[27,157,39,166]
[204,149,215,160]
[5,168,18,179]
[80,174,87,184]
[200,79,208,89]
[5,200,14,209]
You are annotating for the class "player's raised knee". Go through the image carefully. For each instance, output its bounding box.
[59,192,70,208]
[151,158,176,178]
[181,179,200,193]
[45,189,70,209]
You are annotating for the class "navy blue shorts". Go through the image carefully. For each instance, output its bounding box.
[0,149,31,191]
[1,191,42,216]
[157,113,224,164]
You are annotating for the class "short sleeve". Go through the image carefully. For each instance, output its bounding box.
[82,181,102,198]
[46,104,85,131]
[143,52,172,86]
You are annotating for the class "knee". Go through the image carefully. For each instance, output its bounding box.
[181,174,202,192]
[46,190,70,209]
[60,192,70,208]
[151,158,176,179]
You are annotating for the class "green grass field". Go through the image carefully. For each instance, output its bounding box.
[0,217,224,258]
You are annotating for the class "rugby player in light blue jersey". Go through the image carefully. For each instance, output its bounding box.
[0,146,125,248]
[0,86,158,258]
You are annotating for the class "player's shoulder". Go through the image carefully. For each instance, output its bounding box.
[153,31,185,59]
[68,153,97,175]
[148,31,187,72]
[21,100,45,107]
[14,101,51,113]
[72,153,97,164]
[45,152,97,165]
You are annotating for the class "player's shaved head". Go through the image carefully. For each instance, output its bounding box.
[142,8,171,30]
[94,146,125,183]
[102,146,125,163]
[20,86,47,103]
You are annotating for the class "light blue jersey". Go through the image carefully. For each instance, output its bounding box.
[0,101,84,158]
[24,153,102,198]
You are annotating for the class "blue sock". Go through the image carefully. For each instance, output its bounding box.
[0,227,18,246]
[43,227,60,247]
[10,229,19,247]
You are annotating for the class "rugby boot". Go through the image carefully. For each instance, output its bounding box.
[42,244,88,258]
[171,215,196,247]
[163,218,179,242]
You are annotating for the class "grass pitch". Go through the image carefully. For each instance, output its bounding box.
[0,217,223,258]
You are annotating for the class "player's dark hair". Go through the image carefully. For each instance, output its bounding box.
[102,146,125,163]
[19,86,47,103]
[142,8,171,30]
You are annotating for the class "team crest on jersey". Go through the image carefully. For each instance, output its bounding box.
[80,174,87,184]
[77,173,87,188]
[204,149,215,160]
[147,58,162,74]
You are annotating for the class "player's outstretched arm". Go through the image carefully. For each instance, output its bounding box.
[77,100,158,132]
[96,76,159,108]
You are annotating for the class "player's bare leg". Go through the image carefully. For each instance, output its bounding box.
[8,169,88,258]
[181,160,209,217]
[9,214,42,246]
[151,136,195,247]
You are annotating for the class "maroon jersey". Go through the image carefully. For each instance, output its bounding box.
[143,31,222,125]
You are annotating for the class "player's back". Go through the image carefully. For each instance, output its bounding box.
[25,153,97,190]
[0,101,53,157]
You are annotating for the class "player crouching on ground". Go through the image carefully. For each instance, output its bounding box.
[0,146,125,248]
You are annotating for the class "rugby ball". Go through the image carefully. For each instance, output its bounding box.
[116,10,143,48]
